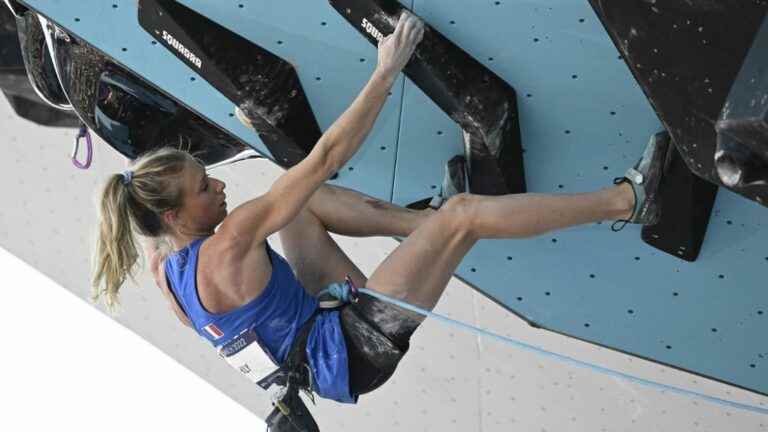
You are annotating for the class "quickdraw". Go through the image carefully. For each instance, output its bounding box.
[71,124,93,169]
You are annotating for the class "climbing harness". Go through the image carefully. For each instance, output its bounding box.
[219,277,362,432]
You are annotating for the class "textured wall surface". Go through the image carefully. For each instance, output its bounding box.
[1,96,766,430]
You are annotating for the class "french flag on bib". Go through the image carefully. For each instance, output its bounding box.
[203,323,224,340]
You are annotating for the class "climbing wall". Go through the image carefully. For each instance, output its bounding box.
[15,0,768,406]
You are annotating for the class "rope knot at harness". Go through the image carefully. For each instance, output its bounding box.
[317,275,359,309]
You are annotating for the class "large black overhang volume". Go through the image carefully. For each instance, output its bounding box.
[330,0,526,196]
[138,0,322,168]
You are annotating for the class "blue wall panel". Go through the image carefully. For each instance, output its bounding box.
[24,0,404,200]
[393,0,767,396]
[21,0,768,396]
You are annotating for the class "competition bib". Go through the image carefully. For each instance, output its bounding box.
[217,328,277,384]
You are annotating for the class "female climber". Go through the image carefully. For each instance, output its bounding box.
[91,10,668,417]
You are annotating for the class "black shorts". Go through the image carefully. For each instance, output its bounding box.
[338,292,425,397]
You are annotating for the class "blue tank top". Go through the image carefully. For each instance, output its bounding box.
[163,236,357,403]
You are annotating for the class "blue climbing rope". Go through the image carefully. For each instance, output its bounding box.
[320,282,768,416]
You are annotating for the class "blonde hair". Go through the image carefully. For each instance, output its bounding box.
[91,147,203,313]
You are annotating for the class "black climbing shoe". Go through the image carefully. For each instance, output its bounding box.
[611,132,672,232]
[407,155,469,210]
